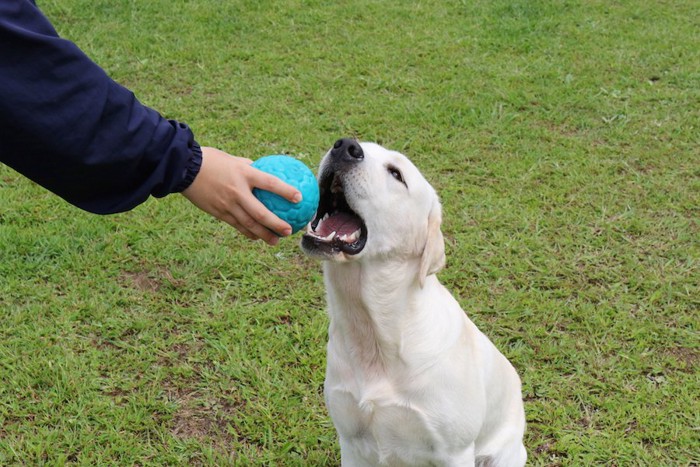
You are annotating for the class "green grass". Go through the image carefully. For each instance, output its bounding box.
[1,0,698,464]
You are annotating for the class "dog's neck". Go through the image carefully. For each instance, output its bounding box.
[323,258,456,371]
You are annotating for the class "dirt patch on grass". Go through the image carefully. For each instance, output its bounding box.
[121,270,162,292]
[532,435,567,466]
[665,346,698,372]
[166,383,240,459]
[120,267,185,293]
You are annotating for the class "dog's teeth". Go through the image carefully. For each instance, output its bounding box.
[324,231,336,241]
[348,229,361,242]
[339,234,348,242]
[314,214,329,233]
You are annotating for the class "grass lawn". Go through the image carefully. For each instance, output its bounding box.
[1,0,698,464]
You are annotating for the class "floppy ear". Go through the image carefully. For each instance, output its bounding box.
[419,198,446,288]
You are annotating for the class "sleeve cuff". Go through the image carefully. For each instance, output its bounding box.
[174,139,203,193]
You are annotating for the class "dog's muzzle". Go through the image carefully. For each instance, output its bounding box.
[301,139,368,257]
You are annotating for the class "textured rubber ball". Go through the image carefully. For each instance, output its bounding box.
[251,155,320,234]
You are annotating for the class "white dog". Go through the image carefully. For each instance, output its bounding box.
[302,139,527,466]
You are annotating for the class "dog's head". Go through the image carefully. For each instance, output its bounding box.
[302,139,445,285]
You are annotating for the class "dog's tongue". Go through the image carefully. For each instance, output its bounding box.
[317,212,362,237]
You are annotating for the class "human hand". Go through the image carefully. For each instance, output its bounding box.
[181,147,302,246]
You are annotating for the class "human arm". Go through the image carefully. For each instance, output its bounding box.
[0,0,201,214]
[0,1,299,244]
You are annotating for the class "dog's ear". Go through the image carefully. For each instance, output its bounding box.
[419,198,446,287]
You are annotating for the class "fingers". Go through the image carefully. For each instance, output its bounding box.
[227,162,295,238]
[248,166,303,204]
[238,190,293,238]
[221,209,281,246]
[183,147,301,245]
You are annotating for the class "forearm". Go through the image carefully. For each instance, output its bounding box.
[0,0,201,214]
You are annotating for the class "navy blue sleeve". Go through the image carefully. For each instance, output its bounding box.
[0,0,202,214]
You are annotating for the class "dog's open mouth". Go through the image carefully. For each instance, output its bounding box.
[303,172,367,256]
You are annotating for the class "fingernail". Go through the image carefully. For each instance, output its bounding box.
[293,192,302,203]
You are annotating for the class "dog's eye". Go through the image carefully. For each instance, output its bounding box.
[388,166,405,185]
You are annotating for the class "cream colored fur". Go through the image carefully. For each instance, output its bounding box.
[304,143,526,466]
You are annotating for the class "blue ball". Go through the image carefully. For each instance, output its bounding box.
[251,155,320,234]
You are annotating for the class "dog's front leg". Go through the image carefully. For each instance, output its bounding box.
[339,437,374,467]
[449,443,476,467]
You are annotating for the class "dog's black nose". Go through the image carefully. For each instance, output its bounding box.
[331,138,364,161]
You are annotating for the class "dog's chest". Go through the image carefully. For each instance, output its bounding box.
[327,383,455,464]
